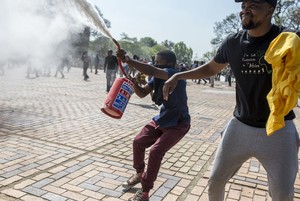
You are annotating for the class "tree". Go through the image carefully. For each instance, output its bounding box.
[140,37,158,47]
[118,34,169,60]
[71,26,91,58]
[149,44,168,56]
[119,33,143,57]
[211,13,241,49]
[274,0,300,30]
[174,42,193,65]
[89,37,113,59]
[161,40,175,50]
[209,0,299,54]
[95,6,111,29]
[120,33,138,43]
[201,50,217,62]
[90,6,112,38]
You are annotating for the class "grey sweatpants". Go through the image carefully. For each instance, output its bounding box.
[208,118,300,201]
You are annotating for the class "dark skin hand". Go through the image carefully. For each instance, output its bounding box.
[116,49,169,80]
[116,49,171,98]
[162,60,226,100]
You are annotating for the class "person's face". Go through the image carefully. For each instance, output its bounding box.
[240,0,274,30]
[154,55,168,66]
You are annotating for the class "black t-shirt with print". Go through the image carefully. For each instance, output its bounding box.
[214,25,296,128]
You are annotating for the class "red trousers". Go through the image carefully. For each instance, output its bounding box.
[133,120,190,192]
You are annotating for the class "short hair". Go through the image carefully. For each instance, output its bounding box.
[156,50,177,66]
[133,55,139,60]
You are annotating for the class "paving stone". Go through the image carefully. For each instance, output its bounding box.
[32,178,55,188]
[1,188,26,198]
[23,186,47,197]
[51,171,70,180]
[163,179,179,189]
[79,182,101,192]
[0,68,299,201]
[99,188,123,197]
[42,192,68,201]
[150,195,163,201]
[154,186,172,198]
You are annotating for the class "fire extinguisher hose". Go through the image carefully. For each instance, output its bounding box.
[112,38,128,78]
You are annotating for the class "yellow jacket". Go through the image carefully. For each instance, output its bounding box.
[265,32,300,136]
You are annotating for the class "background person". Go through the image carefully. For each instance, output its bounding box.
[104,50,118,93]
[81,51,91,81]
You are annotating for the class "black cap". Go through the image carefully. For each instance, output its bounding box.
[235,0,277,8]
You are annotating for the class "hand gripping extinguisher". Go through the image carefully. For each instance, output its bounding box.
[101,39,134,119]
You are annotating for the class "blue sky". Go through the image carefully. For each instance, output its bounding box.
[90,0,242,59]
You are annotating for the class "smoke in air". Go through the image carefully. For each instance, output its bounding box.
[0,0,110,73]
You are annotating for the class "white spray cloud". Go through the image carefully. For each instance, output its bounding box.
[0,0,92,69]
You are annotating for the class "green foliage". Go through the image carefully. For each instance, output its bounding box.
[211,13,241,49]
[80,6,193,63]
[82,6,193,63]
[150,45,168,56]
[274,0,300,30]
[117,34,170,60]
[95,6,111,28]
[119,34,147,58]
[82,2,300,65]
[161,40,175,50]
[174,42,193,65]
[90,6,111,38]
[89,37,114,57]
[140,37,158,47]
[201,50,217,62]
[72,26,91,57]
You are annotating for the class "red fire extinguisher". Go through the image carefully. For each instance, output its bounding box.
[101,39,134,119]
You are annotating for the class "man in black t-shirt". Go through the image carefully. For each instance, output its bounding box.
[104,50,118,93]
[163,0,300,200]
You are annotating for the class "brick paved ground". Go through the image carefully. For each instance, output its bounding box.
[0,67,299,201]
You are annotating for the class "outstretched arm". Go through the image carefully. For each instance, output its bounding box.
[163,59,227,100]
[131,78,153,98]
[117,50,169,80]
